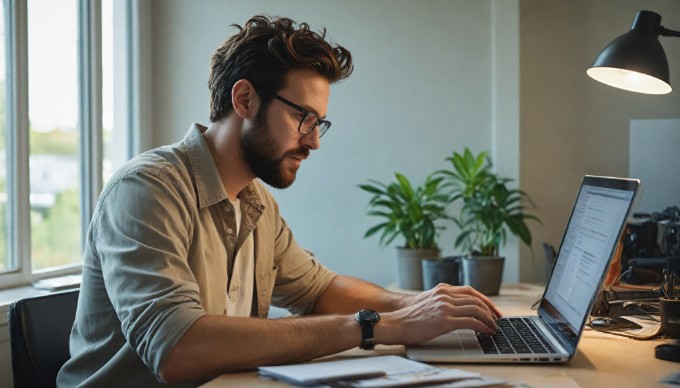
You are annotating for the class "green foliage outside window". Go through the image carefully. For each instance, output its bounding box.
[0,83,81,271]
[30,189,81,269]
[30,128,78,155]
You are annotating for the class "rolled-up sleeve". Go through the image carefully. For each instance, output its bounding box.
[94,167,206,376]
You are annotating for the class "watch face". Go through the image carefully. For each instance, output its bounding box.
[358,309,380,323]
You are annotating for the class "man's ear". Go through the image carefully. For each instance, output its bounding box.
[231,79,259,119]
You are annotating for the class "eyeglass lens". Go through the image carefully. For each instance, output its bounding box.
[300,114,330,137]
[253,82,331,138]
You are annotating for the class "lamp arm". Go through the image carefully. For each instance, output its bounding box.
[660,26,680,38]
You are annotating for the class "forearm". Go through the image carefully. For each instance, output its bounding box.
[312,277,502,346]
[313,275,415,314]
[160,314,358,384]
[161,281,502,384]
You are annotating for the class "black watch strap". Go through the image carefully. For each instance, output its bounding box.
[359,323,375,350]
[355,309,380,350]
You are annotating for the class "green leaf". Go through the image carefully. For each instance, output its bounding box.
[364,222,389,238]
[395,173,415,198]
[435,148,541,254]
[357,184,385,195]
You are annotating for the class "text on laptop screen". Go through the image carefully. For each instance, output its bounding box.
[543,184,635,333]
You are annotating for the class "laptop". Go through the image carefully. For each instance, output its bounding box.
[406,175,640,363]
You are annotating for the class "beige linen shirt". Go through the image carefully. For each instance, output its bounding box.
[57,123,336,387]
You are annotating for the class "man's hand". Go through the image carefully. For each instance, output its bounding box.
[399,283,502,316]
[376,284,502,346]
[314,276,502,347]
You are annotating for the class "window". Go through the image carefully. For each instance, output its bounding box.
[0,2,7,272]
[27,0,80,270]
[0,0,135,288]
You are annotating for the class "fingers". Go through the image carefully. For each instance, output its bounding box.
[387,283,506,345]
[382,288,504,345]
[448,316,498,336]
[429,294,497,334]
[476,292,504,318]
[430,284,503,318]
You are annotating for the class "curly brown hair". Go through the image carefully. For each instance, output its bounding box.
[208,15,353,123]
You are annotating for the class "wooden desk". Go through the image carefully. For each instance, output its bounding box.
[203,284,677,387]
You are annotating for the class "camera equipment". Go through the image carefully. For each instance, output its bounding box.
[591,288,662,316]
[621,206,680,284]
[591,207,679,318]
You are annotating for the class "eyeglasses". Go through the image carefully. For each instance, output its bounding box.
[253,83,331,138]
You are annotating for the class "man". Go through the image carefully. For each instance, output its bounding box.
[57,15,501,387]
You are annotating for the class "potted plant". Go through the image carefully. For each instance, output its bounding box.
[358,172,449,290]
[437,148,540,295]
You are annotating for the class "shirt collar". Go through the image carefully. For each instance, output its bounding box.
[183,123,264,211]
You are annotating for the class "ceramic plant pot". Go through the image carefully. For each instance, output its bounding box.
[395,247,440,290]
[461,255,505,296]
[421,256,463,290]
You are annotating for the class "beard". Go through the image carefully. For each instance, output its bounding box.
[240,106,310,189]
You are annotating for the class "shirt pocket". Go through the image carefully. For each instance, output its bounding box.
[256,265,279,318]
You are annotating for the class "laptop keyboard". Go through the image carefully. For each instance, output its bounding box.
[476,317,556,354]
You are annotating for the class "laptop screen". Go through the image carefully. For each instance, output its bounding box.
[539,176,638,347]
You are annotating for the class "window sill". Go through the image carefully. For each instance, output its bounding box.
[0,275,81,326]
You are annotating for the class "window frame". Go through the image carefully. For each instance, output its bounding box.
[0,0,143,289]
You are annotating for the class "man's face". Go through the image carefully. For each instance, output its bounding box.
[241,70,329,188]
[240,107,308,188]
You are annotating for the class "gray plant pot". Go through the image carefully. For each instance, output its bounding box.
[421,256,463,290]
[395,247,440,290]
[461,256,505,296]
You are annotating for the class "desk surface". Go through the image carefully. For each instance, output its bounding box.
[203,284,677,387]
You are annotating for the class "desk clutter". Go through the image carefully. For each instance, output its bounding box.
[589,208,680,342]
[589,267,680,341]
[618,206,680,285]
[257,355,506,387]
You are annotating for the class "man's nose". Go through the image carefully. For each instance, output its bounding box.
[301,126,321,150]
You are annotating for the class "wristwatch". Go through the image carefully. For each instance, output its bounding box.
[355,309,380,350]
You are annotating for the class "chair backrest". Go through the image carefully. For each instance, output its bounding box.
[8,289,79,388]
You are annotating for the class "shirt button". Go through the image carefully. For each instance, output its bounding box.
[227,228,233,234]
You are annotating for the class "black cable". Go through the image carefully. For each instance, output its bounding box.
[660,26,680,37]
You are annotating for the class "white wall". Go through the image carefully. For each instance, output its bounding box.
[148,0,521,287]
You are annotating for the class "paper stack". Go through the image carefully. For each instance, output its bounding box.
[258,355,506,387]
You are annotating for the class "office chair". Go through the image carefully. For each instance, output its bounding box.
[8,289,79,388]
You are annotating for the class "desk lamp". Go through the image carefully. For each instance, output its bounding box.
[587,10,679,94]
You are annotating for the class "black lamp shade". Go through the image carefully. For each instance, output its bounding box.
[587,10,672,94]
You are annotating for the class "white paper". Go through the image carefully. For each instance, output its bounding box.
[258,355,486,387]
[349,366,480,387]
[258,358,384,386]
